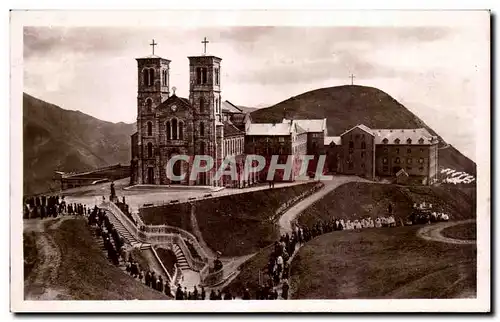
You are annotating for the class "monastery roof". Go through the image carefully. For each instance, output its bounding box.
[246,123,291,136]
[283,118,327,133]
[224,121,245,137]
[222,100,243,114]
[372,128,437,145]
[324,136,342,145]
[340,124,374,137]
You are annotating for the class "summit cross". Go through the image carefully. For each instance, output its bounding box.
[349,73,356,85]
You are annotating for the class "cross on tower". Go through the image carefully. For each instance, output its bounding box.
[150,39,157,55]
[201,37,209,55]
[349,73,356,85]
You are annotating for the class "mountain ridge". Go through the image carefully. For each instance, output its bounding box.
[23,93,135,195]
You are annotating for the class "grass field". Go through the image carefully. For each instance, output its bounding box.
[224,245,274,297]
[441,222,477,241]
[24,218,170,300]
[297,182,476,227]
[291,225,476,299]
[140,183,318,257]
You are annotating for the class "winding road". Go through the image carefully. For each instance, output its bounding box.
[278,176,370,235]
[417,219,476,245]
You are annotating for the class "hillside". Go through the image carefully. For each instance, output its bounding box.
[24,218,169,300]
[297,182,476,228]
[23,93,135,195]
[251,85,476,175]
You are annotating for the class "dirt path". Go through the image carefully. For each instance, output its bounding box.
[417,219,476,245]
[278,176,370,235]
[24,217,74,300]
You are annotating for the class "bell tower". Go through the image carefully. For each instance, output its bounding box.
[188,37,223,185]
[134,39,171,184]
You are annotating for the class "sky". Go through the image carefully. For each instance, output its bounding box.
[22,12,489,162]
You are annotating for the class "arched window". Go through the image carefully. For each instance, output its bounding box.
[361,141,366,149]
[162,70,168,86]
[147,142,153,158]
[179,121,184,140]
[166,121,171,140]
[147,122,152,136]
[200,97,205,113]
[172,119,178,140]
[395,157,401,164]
[200,122,205,137]
[146,98,152,112]
[149,68,154,87]
[200,142,205,155]
[143,69,149,86]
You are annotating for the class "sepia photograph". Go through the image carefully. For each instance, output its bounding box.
[10,9,490,312]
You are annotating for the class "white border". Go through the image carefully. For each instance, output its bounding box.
[10,9,491,313]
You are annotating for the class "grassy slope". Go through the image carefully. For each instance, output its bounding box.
[24,219,169,300]
[23,93,135,195]
[291,226,476,299]
[140,183,317,257]
[297,182,476,227]
[251,85,476,175]
[193,183,317,257]
[441,222,477,241]
[224,246,274,297]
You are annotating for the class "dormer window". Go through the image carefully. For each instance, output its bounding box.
[418,138,424,144]
[407,138,412,144]
[394,138,400,144]
[382,138,388,144]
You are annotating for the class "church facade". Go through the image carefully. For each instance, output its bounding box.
[130,47,248,187]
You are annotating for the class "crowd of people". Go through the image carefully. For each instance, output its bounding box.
[88,206,125,266]
[24,194,90,219]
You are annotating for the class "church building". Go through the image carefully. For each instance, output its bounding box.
[130,39,247,187]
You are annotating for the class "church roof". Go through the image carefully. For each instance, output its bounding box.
[224,121,245,137]
[246,123,292,136]
[222,100,243,114]
[283,118,327,133]
[372,128,437,145]
[156,94,192,110]
[136,55,171,61]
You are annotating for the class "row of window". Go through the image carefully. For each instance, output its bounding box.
[143,68,168,87]
[383,147,425,154]
[146,120,211,139]
[146,120,184,140]
[382,138,426,145]
[195,67,220,86]
[348,141,367,149]
[382,157,426,165]
[225,137,244,156]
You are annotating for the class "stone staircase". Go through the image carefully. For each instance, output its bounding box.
[103,209,149,249]
[173,244,190,271]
